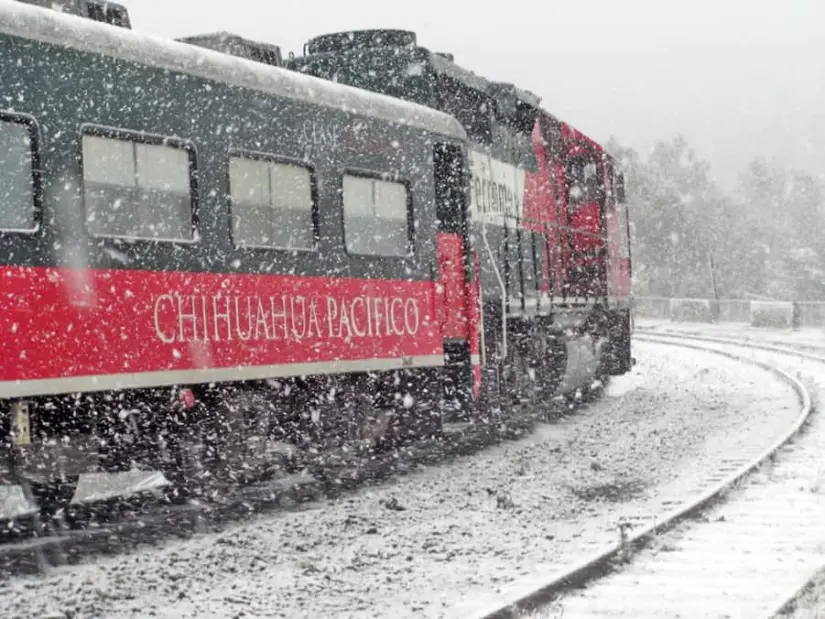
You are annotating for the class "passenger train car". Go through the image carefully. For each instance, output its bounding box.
[0,1,632,512]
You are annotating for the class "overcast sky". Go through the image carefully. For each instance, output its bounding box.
[124,0,824,191]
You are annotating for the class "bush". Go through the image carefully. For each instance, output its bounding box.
[749,301,795,328]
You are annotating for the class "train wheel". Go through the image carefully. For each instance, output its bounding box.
[159,392,277,503]
[601,309,632,376]
[387,370,442,444]
[25,475,80,532]
[507,331,540,407]
[208,391,292,487]
[535,333,567,401]
[506,327,565,406]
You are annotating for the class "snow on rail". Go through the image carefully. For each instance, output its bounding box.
[0,341,803,618]
[539,333,825,619]
[0,0,467,139]
[466,334,814,619]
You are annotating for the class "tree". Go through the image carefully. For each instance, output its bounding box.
[609,136,725,297]
[607,137,825,300]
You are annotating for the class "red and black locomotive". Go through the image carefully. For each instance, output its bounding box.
[287,29,633,414]
[0,2,632,514]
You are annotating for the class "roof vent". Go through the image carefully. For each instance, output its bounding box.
[489,81,542,108]
[303,29,417,55]
[177,32,283,67]
[16,0,131,28]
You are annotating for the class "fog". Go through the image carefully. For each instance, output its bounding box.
[124,0,825,189]
[116,0,825,299]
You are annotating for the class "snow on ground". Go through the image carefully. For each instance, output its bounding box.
[548,326,825,619]
[781,566,825,618]
[0,341,802,619]
[637,318,825,351]
[639,331,825,619]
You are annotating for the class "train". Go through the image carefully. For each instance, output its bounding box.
[282,28,634,403]
[0,0,632,516]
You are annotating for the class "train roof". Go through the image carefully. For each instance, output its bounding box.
[295,30,542,131]
[0,2,467,141]
[176,31,284,68]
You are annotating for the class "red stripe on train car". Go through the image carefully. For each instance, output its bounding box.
[436,232,470,340]
[0,266,443,394]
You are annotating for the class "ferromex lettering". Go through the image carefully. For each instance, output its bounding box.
[153,293,422,344]
[467,150,526,224]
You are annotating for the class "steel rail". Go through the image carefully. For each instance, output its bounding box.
[467,333,814,619]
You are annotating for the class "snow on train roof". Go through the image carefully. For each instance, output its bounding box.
[0,1,467,140]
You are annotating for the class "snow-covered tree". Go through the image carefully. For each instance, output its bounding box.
[609,138,825,301]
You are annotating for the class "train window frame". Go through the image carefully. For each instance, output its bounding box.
[607,163,631,259]
[617,202,631,260]
[340,168,414,259]
[565,155,603,208]
[604,159,615,204]
[78,123,199,245]
[0,111,42,236]
[226,149,319,253]
[433,141,468,235]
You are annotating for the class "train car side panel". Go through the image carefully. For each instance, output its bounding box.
[0,266,442,398]
[0,9,471,499]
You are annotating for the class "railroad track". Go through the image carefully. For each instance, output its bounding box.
[460,332,823,619]
[636,321,825,355]
[0,381,596,580]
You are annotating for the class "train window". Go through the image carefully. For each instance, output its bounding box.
[106,6,131,28]
[0,115,38,233]
[228,154,315,250]
[342,173,411,257]
[604,159,615,203]
[617,203,630,259]
[615,171,626,204]
[82,132,194,242]
[566,158,603,207]
[87,2,106,22]
[434,142,466,234]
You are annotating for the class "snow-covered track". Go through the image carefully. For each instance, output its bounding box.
[470,334,815,619]
[636,324,825,358]
[0,389,591,580]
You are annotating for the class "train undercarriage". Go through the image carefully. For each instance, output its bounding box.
[1,303,631,524]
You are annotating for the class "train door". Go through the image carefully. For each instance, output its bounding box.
[434,142,479,421]
[603,161,631,300]
[547,158,570,299]
[616,171,632,284]
[601,164,633,374]
[565,155,605,299]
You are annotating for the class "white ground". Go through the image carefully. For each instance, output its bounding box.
[525,328,825,619]
[637,318,825,351]
[640,325,825,619]
[0,340,802,619]
[782,567,825,618]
